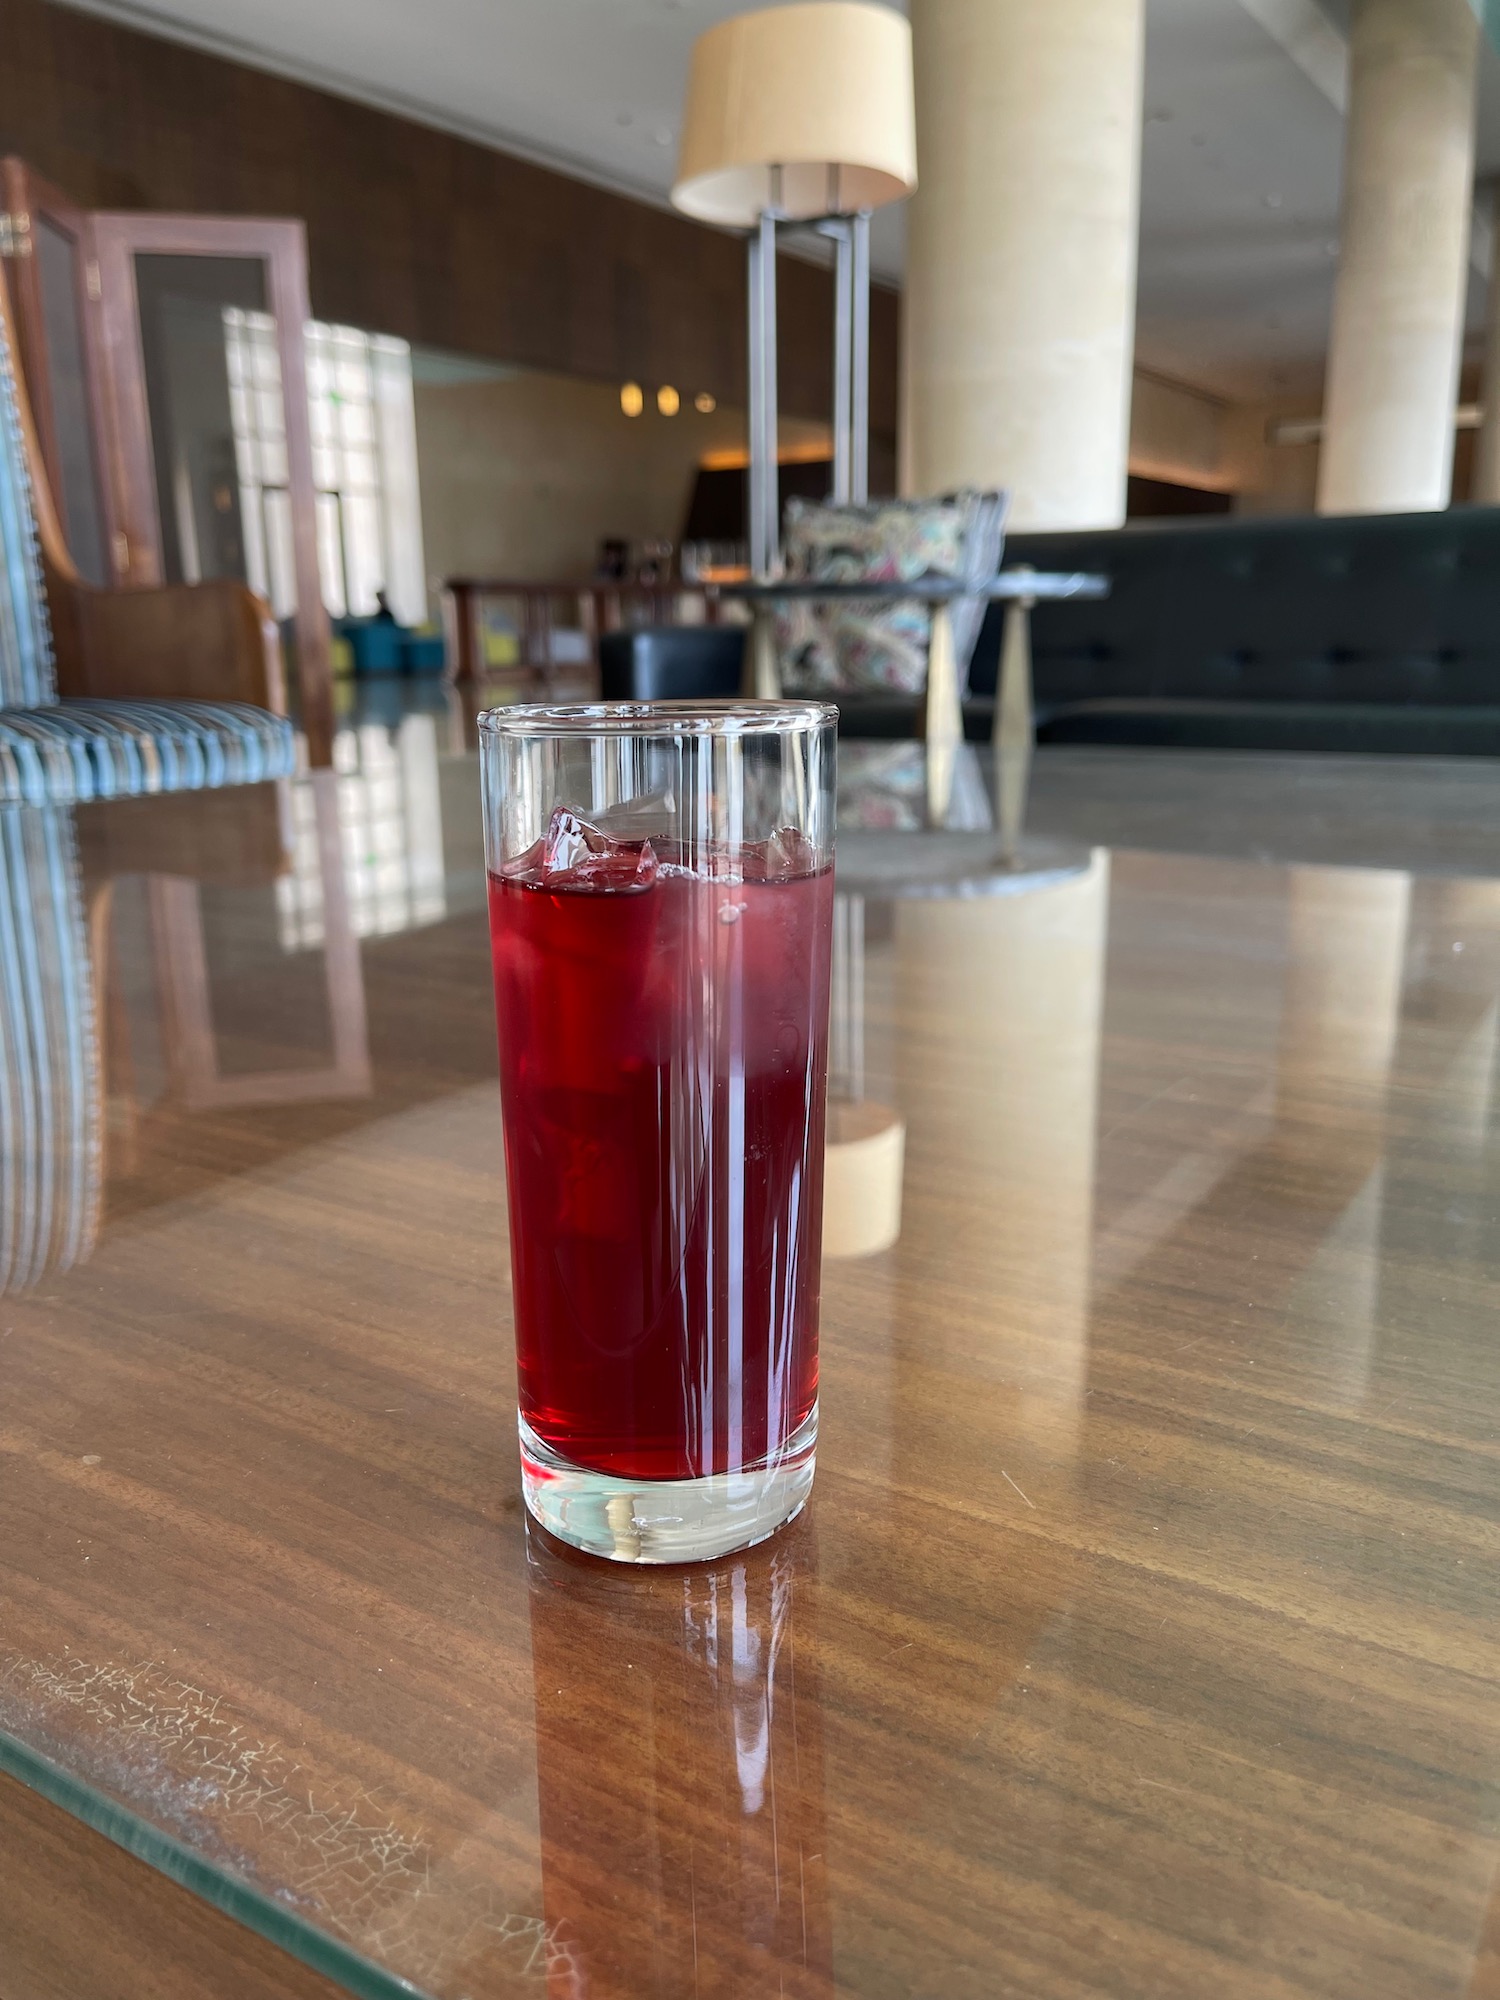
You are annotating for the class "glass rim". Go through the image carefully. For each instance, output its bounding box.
[476,699,838,740]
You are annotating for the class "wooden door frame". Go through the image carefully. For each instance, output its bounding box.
[0,157,121,583]
[89,212,334,765]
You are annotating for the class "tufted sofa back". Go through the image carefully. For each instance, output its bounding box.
[970,510,1500,713]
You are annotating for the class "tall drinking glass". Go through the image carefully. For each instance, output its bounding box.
[479,701,836,1563]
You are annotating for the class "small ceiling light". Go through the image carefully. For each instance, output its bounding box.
[621,381,644,417]
[657,385,681,416]
[694,391,717,414]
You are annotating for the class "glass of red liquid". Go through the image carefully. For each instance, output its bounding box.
[479,701,836,1563]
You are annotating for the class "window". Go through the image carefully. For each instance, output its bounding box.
[224,311,427,626]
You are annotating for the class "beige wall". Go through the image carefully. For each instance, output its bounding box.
[1128,370,1231,492]
[412,358,1346,580]
[413,368,828,588]
[1223,401,1322,517]
[1127,375,1327,517]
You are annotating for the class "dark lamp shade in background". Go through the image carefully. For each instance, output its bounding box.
[671,0,916,225]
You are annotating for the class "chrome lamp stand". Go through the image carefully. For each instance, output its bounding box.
[744,184,873,699]
[746,186,873,580]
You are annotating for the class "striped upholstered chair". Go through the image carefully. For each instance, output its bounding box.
[0,268,297,1291]
[0,270,296,807]
[0,801,101,1290]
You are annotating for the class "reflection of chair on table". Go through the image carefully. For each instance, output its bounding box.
[0,260,295,812]
[0,267,366,1288]
[145,772,371,1112]
[0,805,100,1290]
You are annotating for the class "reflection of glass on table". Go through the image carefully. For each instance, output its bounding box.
[526,1518,833,1998]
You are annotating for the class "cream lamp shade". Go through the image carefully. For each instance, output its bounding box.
[672,1,916,226]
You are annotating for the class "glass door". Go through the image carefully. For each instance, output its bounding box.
[89,214,334,765]
[0,158,115,586]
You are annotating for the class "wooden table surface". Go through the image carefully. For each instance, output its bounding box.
[3,742,1500,2000]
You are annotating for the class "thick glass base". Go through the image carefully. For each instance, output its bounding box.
[518,1406,817,1564]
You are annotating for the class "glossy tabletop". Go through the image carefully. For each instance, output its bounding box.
[3,714,1499,2000]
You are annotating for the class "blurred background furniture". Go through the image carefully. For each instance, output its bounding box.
[771,490,1007,702]
[0,271,295,806]
[599,624,746,701]
[0,253,365,1244]
[443,577,728,685]
[973,511,1500,755]
[1,159,335,763]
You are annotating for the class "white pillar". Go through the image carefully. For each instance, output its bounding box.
[1317,0,1478,515]
[900,0,1145,529]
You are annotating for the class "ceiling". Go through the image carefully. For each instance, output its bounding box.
[53,0,1500,406]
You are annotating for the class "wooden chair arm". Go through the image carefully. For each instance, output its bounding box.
[56,576,288,715]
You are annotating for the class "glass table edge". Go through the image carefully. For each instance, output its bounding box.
[718,571,1109,602]
[0,1724,433,2000]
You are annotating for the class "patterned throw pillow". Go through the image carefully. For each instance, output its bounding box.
[775,491,1007,696]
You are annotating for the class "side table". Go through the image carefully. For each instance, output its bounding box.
[723,568,1108,839]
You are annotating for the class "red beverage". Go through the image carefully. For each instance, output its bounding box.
[488,812,833,1483]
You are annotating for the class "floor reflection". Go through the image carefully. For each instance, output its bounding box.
[1,736,434,1285]
[143,770,372,1111]
[281,717,449,944]
[525,1518,831,2000]
[826,892,905,1258]
[893,852,1110,1457]
[1081,849,1500,1536]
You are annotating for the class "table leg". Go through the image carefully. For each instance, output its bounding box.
[995,593,1035,864]
[924,602,962,828]
[746,610,780,699]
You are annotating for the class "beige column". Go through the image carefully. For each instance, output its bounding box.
[900,0,1145,529]
[1317,0,1478,515]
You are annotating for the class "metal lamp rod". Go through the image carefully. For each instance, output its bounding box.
[749,180,873,573]
[851,208,870,504]
[833,219,854,504]
[748,196,781,578]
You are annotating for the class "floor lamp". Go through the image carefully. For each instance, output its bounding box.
[671,1,917,579]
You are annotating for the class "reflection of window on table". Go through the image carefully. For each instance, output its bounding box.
[275,716,448,951]
[223,310,427,624]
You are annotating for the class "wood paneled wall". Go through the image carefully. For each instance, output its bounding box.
[0,0,898,433]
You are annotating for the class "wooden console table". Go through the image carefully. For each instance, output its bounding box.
[442,578,726,683]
